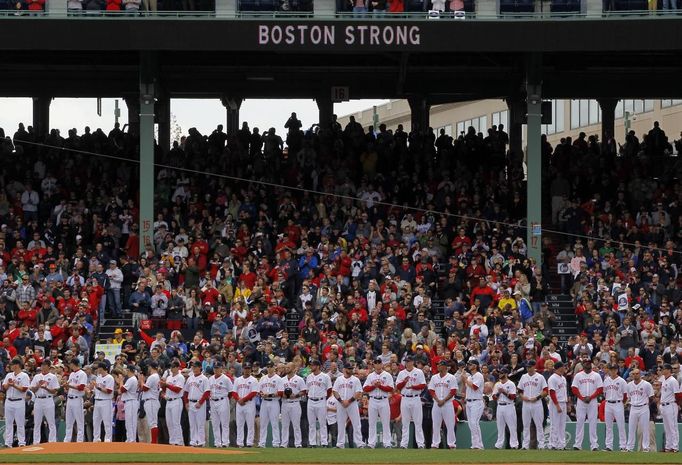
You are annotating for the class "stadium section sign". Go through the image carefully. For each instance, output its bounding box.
[257,24,421,47]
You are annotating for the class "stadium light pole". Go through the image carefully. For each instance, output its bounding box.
[525,54,542,267]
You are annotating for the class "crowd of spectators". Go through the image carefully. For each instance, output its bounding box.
[0,104,680,440]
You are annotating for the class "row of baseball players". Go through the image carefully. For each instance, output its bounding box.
[2,354,681,451]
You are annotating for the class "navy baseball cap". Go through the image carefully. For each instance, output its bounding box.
[438,360,449,367]
[374,358,383,364]
[309,359,320,366]
[554,361,564,369]
[343,362,354,369]
[404,355,414,362]
[467,359,479,366]
[499,367,509,374]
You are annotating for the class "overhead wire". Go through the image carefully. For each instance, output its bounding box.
[12,138,681,256]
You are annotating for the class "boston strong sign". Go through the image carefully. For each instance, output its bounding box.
[257,24,422,48]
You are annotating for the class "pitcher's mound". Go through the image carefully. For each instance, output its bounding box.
[2,442,251,455]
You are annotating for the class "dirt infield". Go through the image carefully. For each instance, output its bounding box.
[1,442,249,455]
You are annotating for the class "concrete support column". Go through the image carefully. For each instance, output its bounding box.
[407,95,430,135]
[32,96,51,140]
[155,95,171,154]
[221,97,242,136]
[314,0,335,15]
[139,52,157,255]
[316,94,334,131]
[506,96,524,159]
[598,98,618,151]
[525,54,543,267]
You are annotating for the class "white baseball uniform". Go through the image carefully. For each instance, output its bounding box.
[163,372,186,445]
[3,371,29,447]
[603,375,627,451]
[571,370,603,450]
[142,372,161,441]
[233,374,259,447]
[547,372,568,450]
[364,370,394,448]
[184,372,210,446]
[465,370,485,449]
[332,374,364,448]
[659,375,680,452]
[428,372,457,449]
[518,371,547,450]
[258,373,283,448]
[626,379,653,452]
[281,374,306,448]
[92,373,115,442]
[395,367,426,448]
[209,373,234,448]
[306,371,332,447]
[65,369,88,443]
[493,379,518,449]
[31,372,59,443]
[121,375,139,443]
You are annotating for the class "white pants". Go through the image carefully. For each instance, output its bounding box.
[522,401,544,449]
[431,402,456,449]
[337,402,364,448]
[33,397,57,444]
[65,397,85,442]
[307,399,327,446]
[495,403,518,449]
[627,405,650,451]
[466,399,484,449]
[281,401,302,447]
[260,399,280,447]
[143,399,160,429]
[574,398,598,450]
[661,403,679,451]
[400,397,423,448]
[124,399,139,442]
[604,401,626,450]
[211,399,231,447]
[236,401,256,447]
[548,402,566,449]
[368,398,391,448]
[188,401,206,446]
[165,398,184,445]
[92,399,113,442]
[4,398,25,447]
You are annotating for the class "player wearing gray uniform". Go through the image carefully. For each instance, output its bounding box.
[306,359,332,448]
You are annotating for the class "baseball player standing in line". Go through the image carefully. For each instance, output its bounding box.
[91,362,115,443]
[281,362,307,448]
[30,360,59,444]
[363,358,395,449]
[141,361,161,443]
[210,363,234,448]
[603,363,627,451]
[332,362,365,448]
[184,361,210,447]
[547,361,568,450]
[427,360,457,449]
[625,368,654,452]
[160,361,185,446]
[119,364,140,443]
[395,356,426,449]
[306,359,332,448]
[518,361,547,450]
[492,367,518,450]
[659,363,680,452]
[258,361,283,448]
[2,359,30,448]
[63,358,88,443]
[233,363,259,448]
[462,359,485,450]
[571,358,603,451]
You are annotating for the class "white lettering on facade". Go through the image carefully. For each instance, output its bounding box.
[259,24,421,47]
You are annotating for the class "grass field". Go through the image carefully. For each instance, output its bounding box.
[0,448,680,464]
